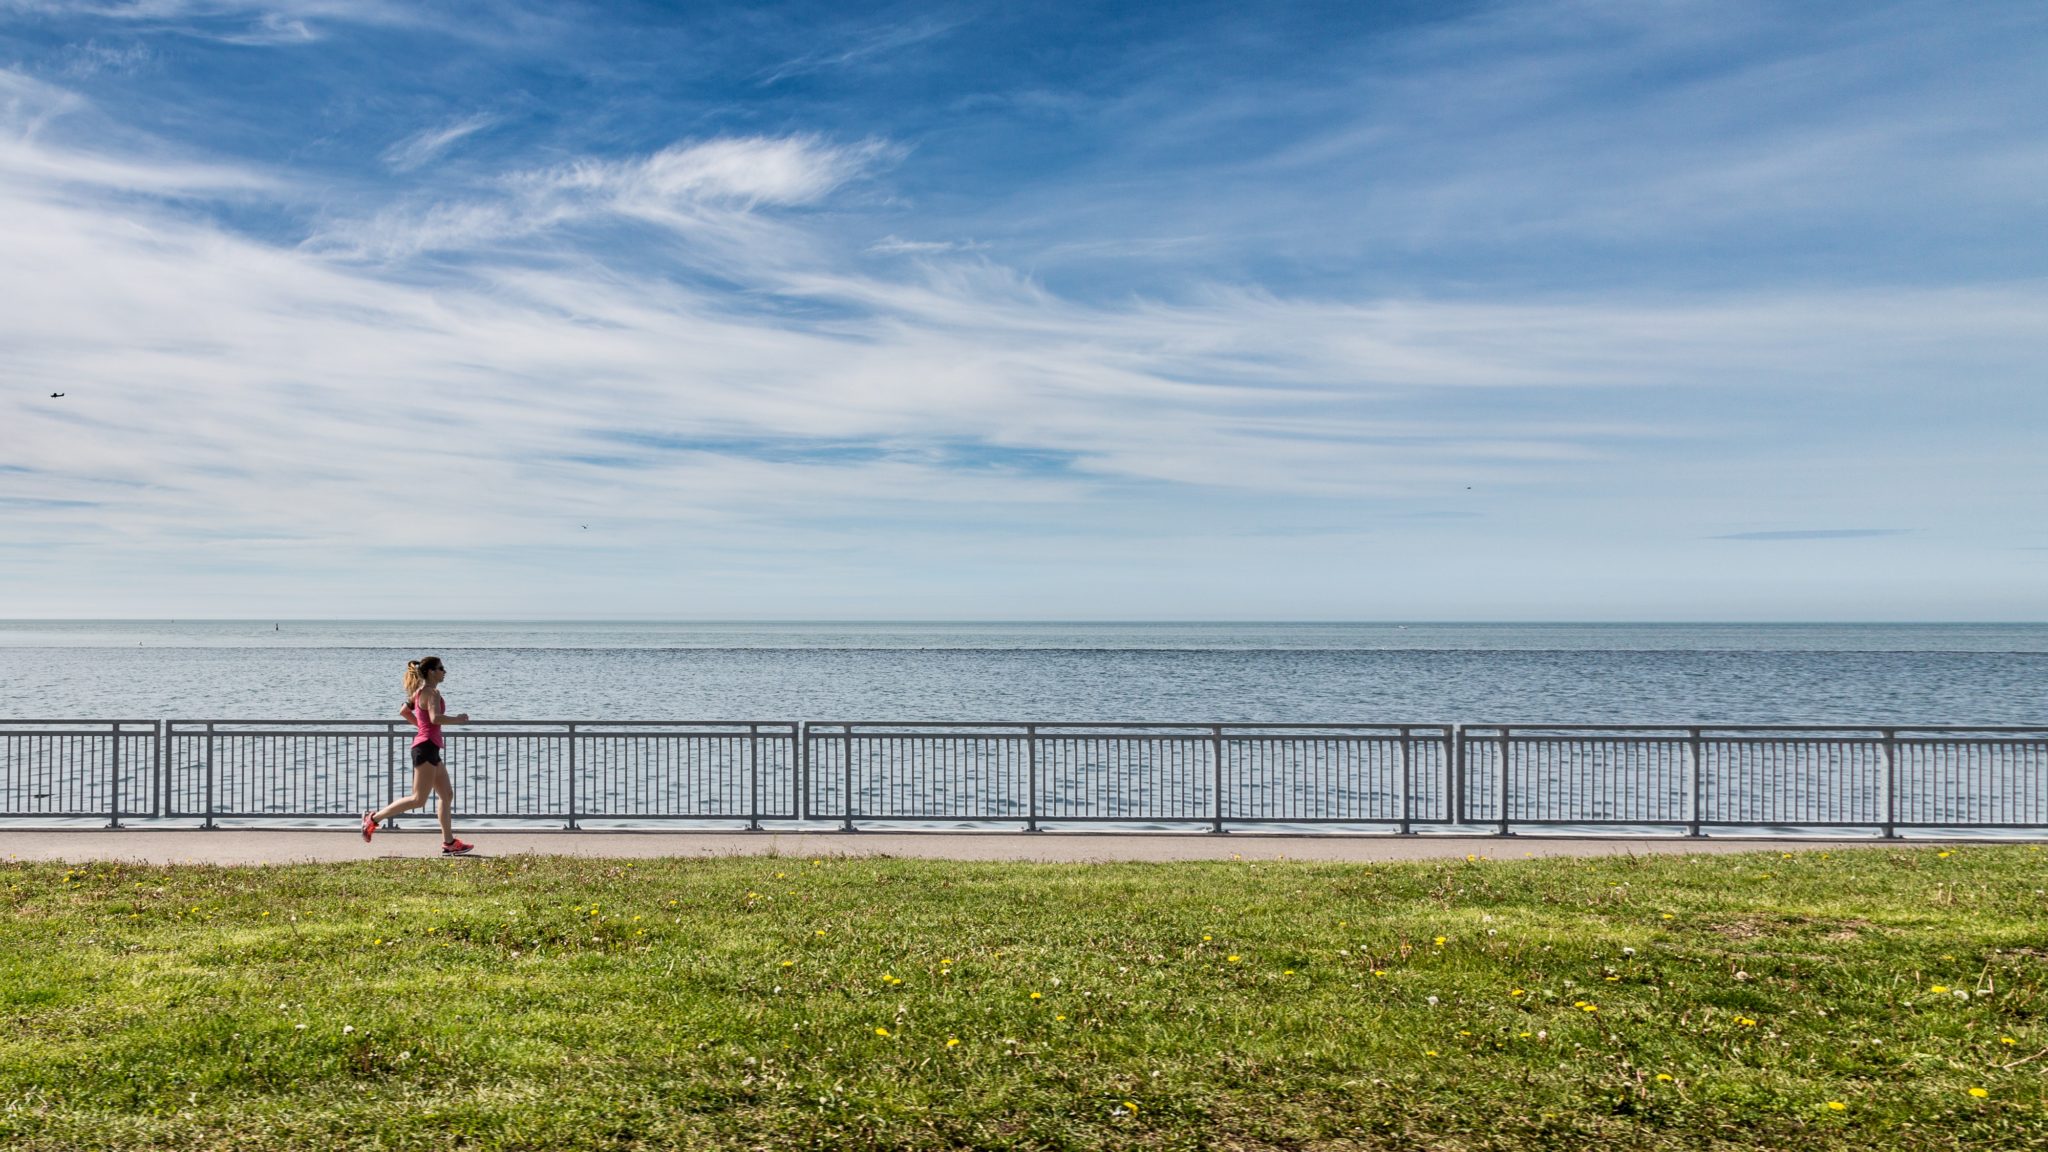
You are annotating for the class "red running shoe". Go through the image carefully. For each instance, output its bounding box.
[361,812,377,842]
[442,838,474,856]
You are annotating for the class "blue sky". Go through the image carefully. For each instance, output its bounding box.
[1,0,2044,619]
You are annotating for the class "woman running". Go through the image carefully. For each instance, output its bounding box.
[362,656,474,855]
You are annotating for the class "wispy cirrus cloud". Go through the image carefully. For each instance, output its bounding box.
[1714,530,1914,542]
[757,13,968,85]
[318,134,896,260]
[381,113,497,171]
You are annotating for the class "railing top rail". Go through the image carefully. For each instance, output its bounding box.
[803,721,1455,730]
[1461,723,2048,733]
[0,719,161,725]
[163,719,797,728]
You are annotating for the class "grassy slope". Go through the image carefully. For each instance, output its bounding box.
[1,845,2044,1150]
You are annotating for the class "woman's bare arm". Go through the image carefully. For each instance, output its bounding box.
[423,691,469,725]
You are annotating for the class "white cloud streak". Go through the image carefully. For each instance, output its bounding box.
[319,134,895,261]
[1,46,2045,615]
[381,113,496,171]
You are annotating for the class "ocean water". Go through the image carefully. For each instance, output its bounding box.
[1,620,2044,725]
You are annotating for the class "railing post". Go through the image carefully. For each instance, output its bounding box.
[566,723,579,830]
[1396,726,1413,835]
[1881,728,1898,838]
[155,719,167,819]
[107,722,122,829]
[383,724,398,830]
[1025,724,1040,833]
[1210,724,1227,834]
[841,727,857,832]
[747,724,761,831]
[796,724,809,821]
[1449,725,1464,825]
[1687,727,1705,837]
[1496,726,1513,836]
[203,722,216,830]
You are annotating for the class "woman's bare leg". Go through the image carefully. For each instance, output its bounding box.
[432,765,455,841]
[371,768,435,824]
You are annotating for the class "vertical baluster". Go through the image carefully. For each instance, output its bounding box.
[107,721,122,829]
[566,723,579,830]
[1496,727,1512,836]
[1026,724,1040,833]
[1207,725,1224,833]
[748,724,761,831]
[1881,729,1897,838]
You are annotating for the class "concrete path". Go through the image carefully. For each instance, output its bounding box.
[0,828,1986,866]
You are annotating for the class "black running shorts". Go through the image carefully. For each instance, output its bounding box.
[412,741,444,767]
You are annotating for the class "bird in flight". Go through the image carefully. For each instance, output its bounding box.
[49,392,64,398]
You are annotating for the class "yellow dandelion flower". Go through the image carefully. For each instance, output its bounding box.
[1510,989,1525,997]
[1826,1101,1846,1111]
[1518,1032,1532,1038]
[781,960,795,968]
[1372,969,1387,977]
[1055,1014,1067,1021]
[946,1038,960,1047]
[1122,1101,1138,1113]
[1433,936,1446,946]
[1202,935,1212,941]
[1581,1004,1598,1013]
[1425,1049,1439,1056]
[1030,992,1042,1000]
[1283,969,1295,976]
[875,1027,890,1037]
[1656,1074,1672,1082]
[1227,955,1241,963]
[2000,1036,2017,1045]
[1937,851,1951,858]
[1968,1087,1988,1099]
[1736,1016,1756,1027]
[1930,985,1949,994]
[1660,913,1674,920]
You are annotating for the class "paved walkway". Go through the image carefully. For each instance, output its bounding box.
[0,828,1981,866]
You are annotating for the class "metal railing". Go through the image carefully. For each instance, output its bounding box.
[1456,725,2048,835]
[801,723,1451,832]
[160,720,798,828]
[1,720,2043,835]
[0,720,161,827]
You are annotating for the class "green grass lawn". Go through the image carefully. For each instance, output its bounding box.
[2,844,2044,1150]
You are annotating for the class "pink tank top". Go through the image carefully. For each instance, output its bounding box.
[411,691,443,747]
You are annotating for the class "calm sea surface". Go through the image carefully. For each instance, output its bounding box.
[1,621,2044,725]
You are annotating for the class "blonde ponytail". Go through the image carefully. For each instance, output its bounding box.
[404,656,443,697]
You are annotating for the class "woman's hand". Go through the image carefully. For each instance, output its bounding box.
[451,713,471,723]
